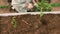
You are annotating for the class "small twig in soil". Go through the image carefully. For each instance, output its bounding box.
[22,20,31,26]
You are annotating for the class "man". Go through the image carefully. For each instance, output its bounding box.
[11,0,38,12]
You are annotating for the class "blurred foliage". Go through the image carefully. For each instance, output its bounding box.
[37,0,52,12]
[0,6,8,8]
[51,3,60,7]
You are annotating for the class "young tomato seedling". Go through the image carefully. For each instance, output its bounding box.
[11,16,17,28]
[37,0,52,17]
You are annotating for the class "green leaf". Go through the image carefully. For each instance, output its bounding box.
[11,17,17,28]
[51,3,60,7]
[0,6,8,8]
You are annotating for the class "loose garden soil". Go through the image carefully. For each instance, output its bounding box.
[0,14,60,34]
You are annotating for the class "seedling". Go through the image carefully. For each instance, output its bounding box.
[37,0,52,17]
[11,16,17,28]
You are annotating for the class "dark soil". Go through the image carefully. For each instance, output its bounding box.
[0,14,60,34]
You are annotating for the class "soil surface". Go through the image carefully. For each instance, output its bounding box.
[0,14,60,34]
[0,0,60,13]
[0,0,16,13]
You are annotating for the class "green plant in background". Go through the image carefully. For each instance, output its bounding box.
[37,0,52,17]
[11,16,17,28]
[51,3,60,7]
[0,6,8,8]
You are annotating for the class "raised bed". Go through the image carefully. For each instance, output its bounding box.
[0,0,60,34]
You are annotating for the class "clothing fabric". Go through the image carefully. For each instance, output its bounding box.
[11,0,31,12]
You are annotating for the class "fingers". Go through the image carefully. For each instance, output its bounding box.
[25,3,29,8]
[27,3,34,9]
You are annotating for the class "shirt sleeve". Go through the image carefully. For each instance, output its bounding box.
[26,0,31,3]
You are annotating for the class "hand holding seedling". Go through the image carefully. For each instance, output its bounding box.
[26,3,34,9]
[32,0,38,6]
[26,0,38,10]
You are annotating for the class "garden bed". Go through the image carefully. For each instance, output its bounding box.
[0,0,60,34]
[0,14,60,34]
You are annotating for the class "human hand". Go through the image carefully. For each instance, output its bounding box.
[34,3,38,6]
[26,3,34,9]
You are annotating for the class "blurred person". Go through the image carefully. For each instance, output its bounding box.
[11,0,38,12]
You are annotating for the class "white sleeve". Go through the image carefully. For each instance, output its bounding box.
[26,0,31,3]
[11,0,19,5]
